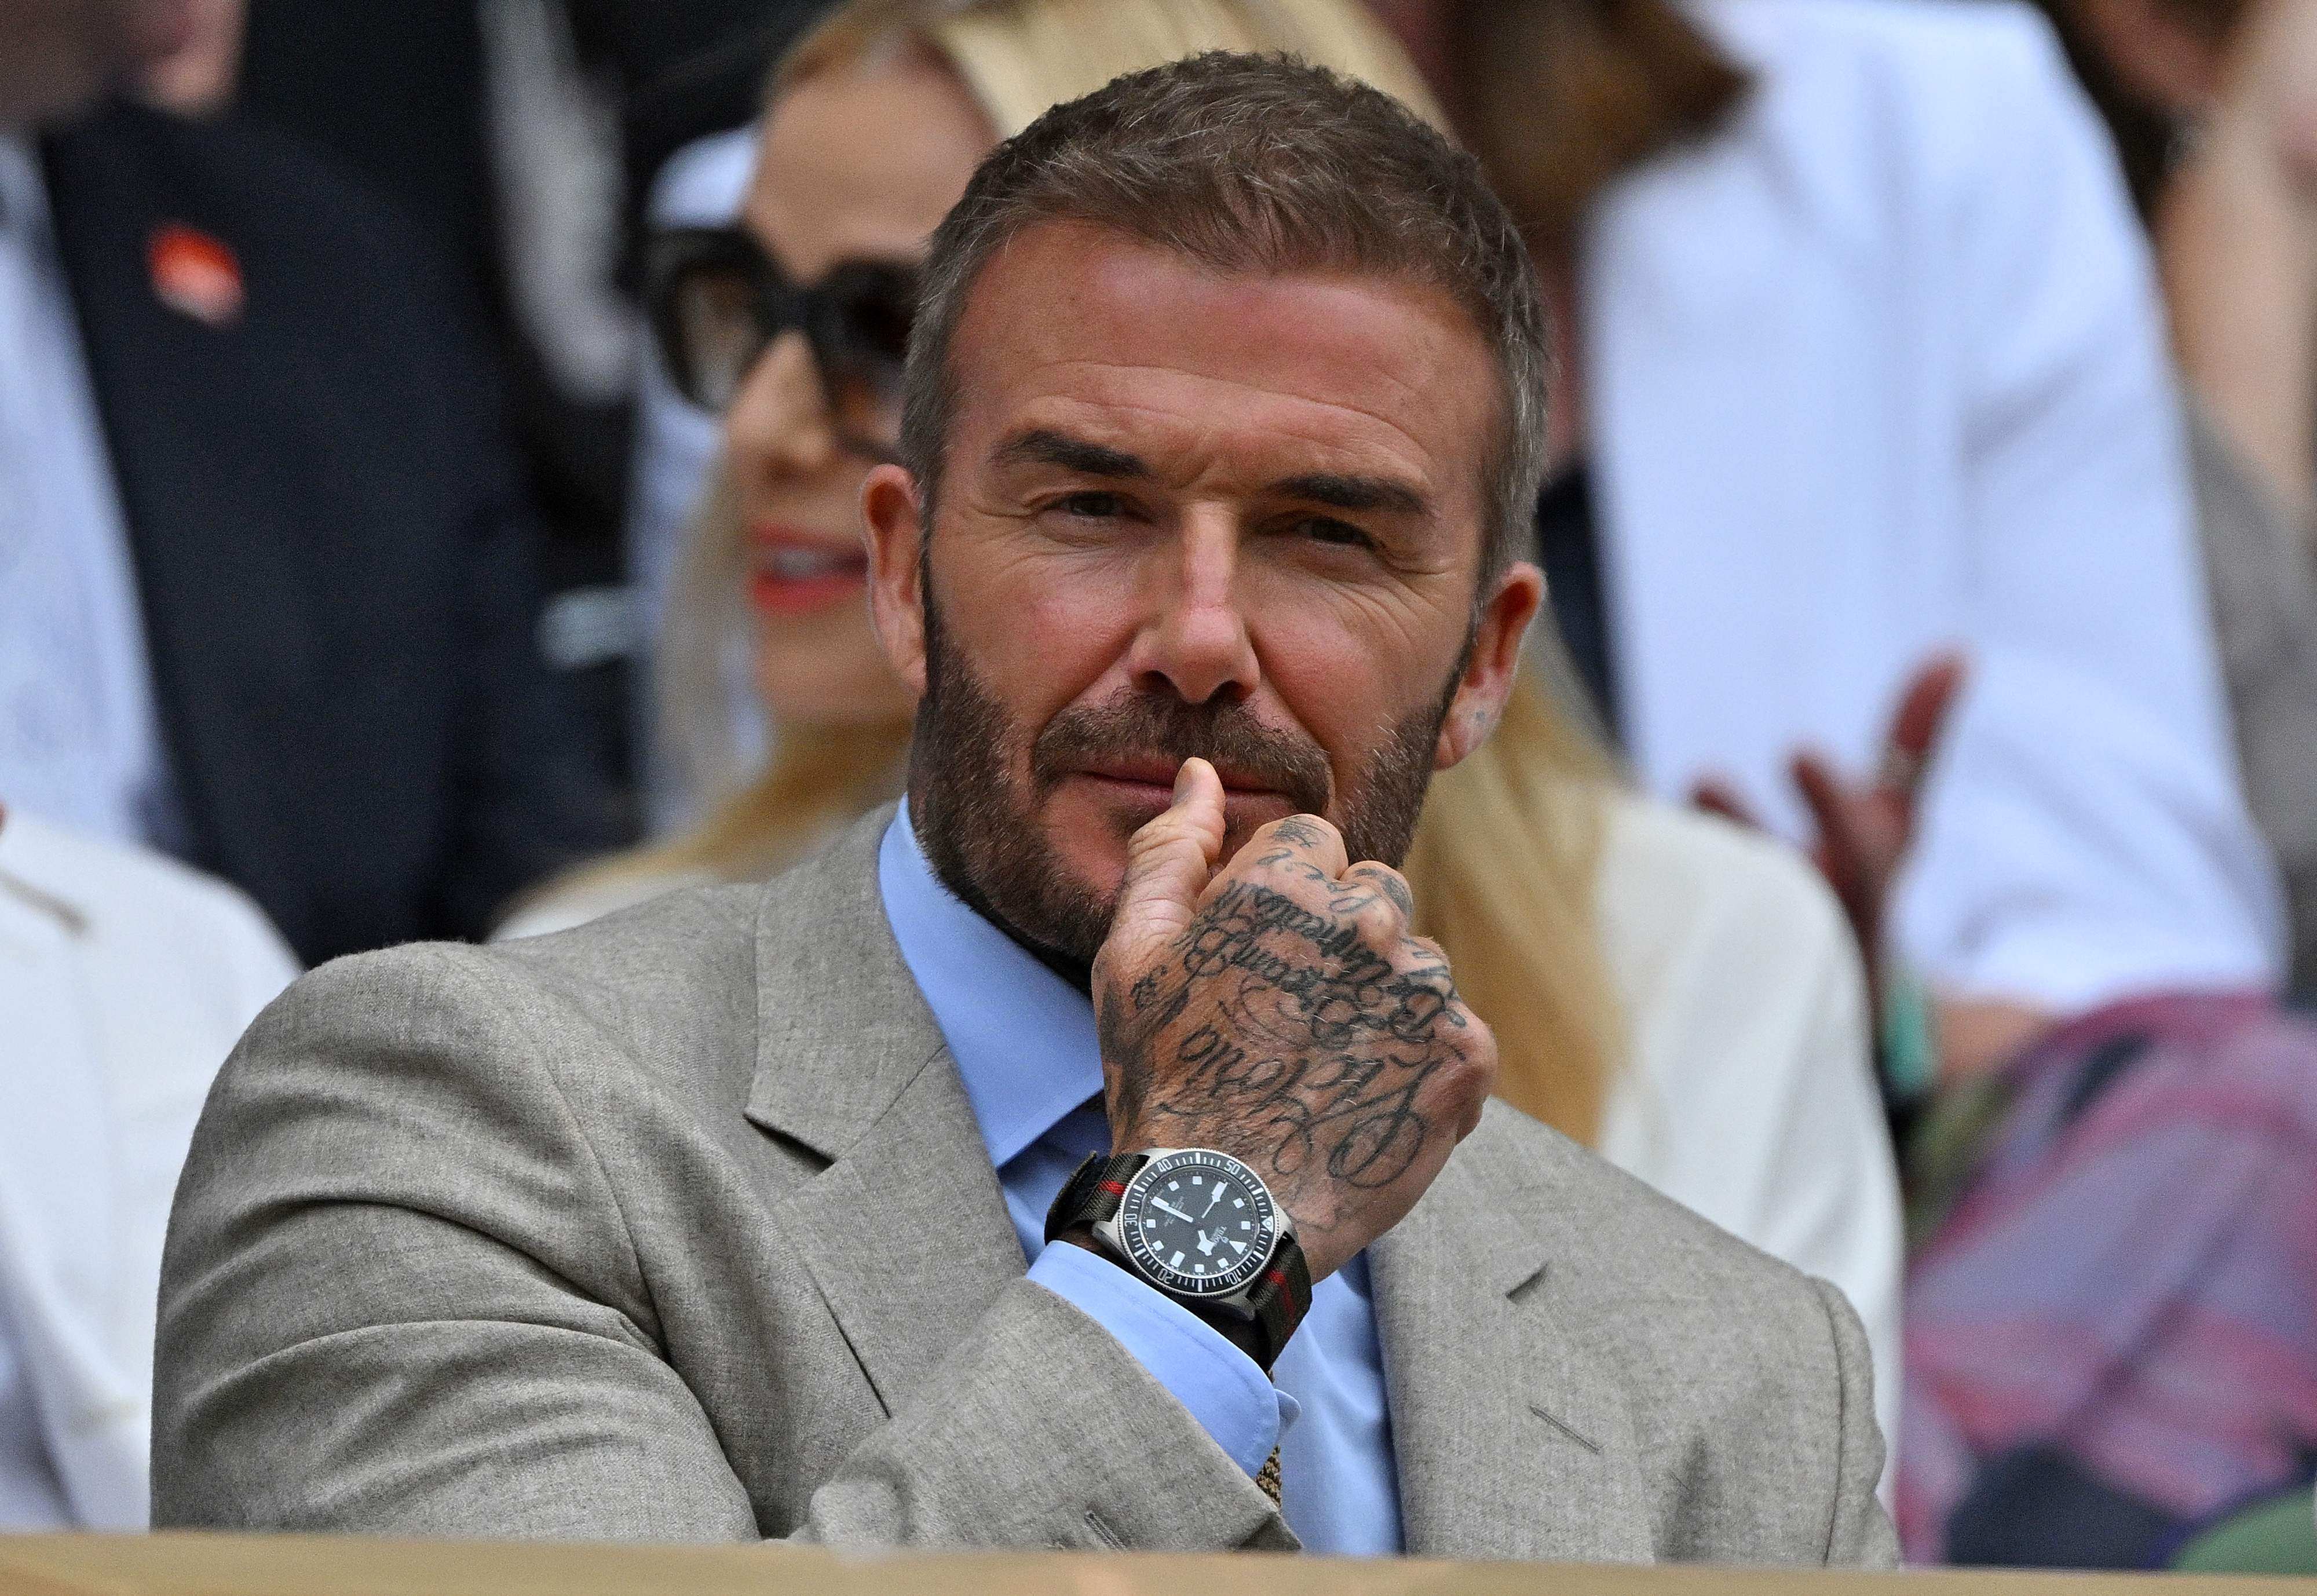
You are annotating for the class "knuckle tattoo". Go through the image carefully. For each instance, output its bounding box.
[1097,859,1474,1195]
[1265,815,1328,850]
[1350,864,1416,920]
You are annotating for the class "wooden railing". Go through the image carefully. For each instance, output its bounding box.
[1,1536,2307,1596]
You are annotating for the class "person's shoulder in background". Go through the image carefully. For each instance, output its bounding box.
[50,94,473,321]
[41,97,628,960]
[1588,793,1904,1458]
[1693,0,2096,208]
[1592,794,1867,1132]
[0,809,298,1035]
[49,94,506,455]
[1702,0,2073,83]
[493,863,717,941]
[0,808,296,1528]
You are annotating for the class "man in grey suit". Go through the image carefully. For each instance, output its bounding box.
[154,51,1896,1562]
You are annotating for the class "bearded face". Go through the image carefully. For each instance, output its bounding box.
[861,228,1540,980]
[909,579,1464,976]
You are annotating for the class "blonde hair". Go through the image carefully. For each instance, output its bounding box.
[1407,658,1622,1143]
[778,0,1442,138]
[584,0,1625,1142]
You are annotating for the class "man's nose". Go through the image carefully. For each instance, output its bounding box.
[1127,516,1259,707]
[721,331,839,487]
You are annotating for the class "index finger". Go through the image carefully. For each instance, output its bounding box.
[1880,652,1967,795]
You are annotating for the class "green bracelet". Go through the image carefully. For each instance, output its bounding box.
[1879,967,1940,1102]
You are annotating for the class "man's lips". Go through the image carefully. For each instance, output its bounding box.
[1072,762,1294,804]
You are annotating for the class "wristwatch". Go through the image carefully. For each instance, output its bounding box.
[1046,1147,1312,1372]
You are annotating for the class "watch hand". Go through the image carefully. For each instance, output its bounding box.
[1203,1185,1225,1215]
[1152,1198,1198,1224]
[1196,1230,1219,1255]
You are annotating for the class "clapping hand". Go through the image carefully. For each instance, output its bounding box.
[1692,652,1968,1014]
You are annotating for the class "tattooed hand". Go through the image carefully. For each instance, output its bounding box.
[1091,758,1497,1283]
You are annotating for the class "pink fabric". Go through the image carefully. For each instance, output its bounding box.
[1899,992,2317,1564]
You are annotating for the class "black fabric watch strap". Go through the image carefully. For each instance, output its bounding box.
[1043,1151,1313,1373]
[1044,1151,1149,1245]
[1241,1232,1313,1370]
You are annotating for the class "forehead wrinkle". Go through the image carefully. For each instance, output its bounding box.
[1023,355,1450,462]
[983,364,1454,507]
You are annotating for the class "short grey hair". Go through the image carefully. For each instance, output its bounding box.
[898,50,1552,584]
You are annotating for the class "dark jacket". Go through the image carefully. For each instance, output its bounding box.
[40,98,625,966]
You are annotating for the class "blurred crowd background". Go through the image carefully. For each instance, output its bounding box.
[5,0,2317,1573]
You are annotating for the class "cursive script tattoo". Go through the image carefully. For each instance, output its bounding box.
[1103,877,1463,1190]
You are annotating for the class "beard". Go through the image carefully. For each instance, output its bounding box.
[908,581,1467,980]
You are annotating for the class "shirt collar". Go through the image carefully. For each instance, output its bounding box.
[878,802,1104,1168]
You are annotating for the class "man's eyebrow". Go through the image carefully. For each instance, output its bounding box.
[991,428,1151,479]
[1267,472,1430,518]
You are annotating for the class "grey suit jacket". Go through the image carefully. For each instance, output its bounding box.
[152,808,1897,1563]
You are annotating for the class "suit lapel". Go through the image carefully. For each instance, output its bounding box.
[1371,1105,1654,1562]
[744,816,1660,1544]
[744,811,1027,1416]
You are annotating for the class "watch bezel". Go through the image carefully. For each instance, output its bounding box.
[1116,1148,1279,1298]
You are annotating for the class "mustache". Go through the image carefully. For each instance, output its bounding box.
[1031,691,1333,816]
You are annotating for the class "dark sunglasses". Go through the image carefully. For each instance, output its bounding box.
[643,224,920,458]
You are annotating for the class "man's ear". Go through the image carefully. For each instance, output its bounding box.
[1436,560,1545,770]
[863,463,930,697]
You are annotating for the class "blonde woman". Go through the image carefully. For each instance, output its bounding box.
[503,0,1901,1439]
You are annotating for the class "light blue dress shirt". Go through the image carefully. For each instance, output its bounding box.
[878,806,1404,1555]
[0,136,181,848]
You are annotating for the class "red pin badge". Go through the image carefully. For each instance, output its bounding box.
[147,224,244,327]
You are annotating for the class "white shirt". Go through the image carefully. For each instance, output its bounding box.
[1592,795,1902,1459]
[1586,0,2284,1011]
[0,135,178,849]
[0,810,297,1527]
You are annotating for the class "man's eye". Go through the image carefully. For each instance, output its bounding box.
[1294,517,1376,550]
[1054,492,1125,520]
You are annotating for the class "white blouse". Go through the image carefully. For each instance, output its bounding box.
[1587,0,2283,1012]
[0,812,298,1527]
[1592,795,1901,1460]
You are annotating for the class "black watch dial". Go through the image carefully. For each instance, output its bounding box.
[1118,1150,1278,1298]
